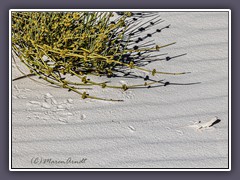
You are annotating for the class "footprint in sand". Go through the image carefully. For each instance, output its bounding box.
[28,101,41,106]
[67,99,74,104]
[41,102,51,109]
[57,118,68,124]
[80,114,86,120]
[25,93,76,124]
[124,91,135,99]
[57,105,65,110]
[176,129,184,135]
[128,125,136,132]
[13,85,32,93]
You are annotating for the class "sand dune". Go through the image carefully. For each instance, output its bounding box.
[11,11,230,169]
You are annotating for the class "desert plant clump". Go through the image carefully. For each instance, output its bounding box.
[12,11,188,101]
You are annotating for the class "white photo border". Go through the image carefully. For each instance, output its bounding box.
[9,9,231,171]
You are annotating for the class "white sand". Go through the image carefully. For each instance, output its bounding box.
[11,12,229,169]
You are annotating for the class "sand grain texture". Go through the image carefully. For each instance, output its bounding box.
[11,12,229,169]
